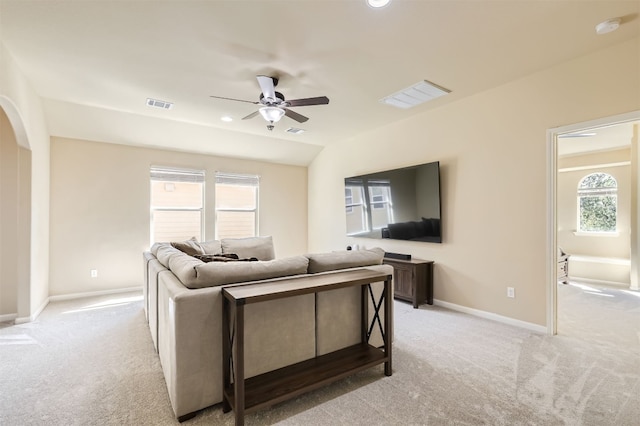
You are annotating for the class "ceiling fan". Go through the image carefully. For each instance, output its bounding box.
[210,75,329,131]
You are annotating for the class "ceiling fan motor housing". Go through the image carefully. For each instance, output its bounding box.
[259,91,286,105]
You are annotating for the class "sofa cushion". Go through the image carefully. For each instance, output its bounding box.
[171,237,205,256]
[221,236,275,261]
[167,252,203,286]
[198,240,222,255]
[306,247,385,274]
[188,256,309,289]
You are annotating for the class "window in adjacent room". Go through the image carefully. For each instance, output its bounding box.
[577,172,617,233]
[150,167,205,244]
[215,172,259,239]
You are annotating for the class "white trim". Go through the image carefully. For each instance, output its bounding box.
[0,313,18,323]
[48,286,142,303]
[433,299,547,334]
[15,296,50,324]
[558,161,630,173]
[546,127,558,335]
[568,276,630,288]
[573,231,620,237]
[570,255,630,266]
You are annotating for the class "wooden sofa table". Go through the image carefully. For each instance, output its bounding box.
[222,268,393,426]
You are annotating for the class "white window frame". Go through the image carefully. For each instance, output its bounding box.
[214,172,260,239]
[576,172,617,234]
[150,166,205,244]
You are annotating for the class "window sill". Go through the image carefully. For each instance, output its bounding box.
[573,231,619,237]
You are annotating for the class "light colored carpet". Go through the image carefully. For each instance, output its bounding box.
[1,282,638,425]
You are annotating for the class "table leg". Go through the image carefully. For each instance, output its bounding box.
[234,304,245,426]
[222,299,231,413]
[384,277,393,376]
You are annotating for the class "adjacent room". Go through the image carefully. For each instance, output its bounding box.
[1,0,638,424]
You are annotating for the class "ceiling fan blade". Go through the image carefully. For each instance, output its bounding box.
[256,75,277,102]
[286,96,330,107]
[210,95,258,104]
[284,108,309,123]
[242,110,260,120]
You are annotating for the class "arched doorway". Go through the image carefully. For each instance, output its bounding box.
[0,98,32,322]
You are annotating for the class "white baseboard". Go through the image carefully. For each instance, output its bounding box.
[0,313,18,323]
[433,299,547,334]
[49,286,142,302]
[568,276,630,288]
[12,287,143,324]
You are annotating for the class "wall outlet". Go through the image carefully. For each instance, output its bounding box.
[507,287,515,298]
[90,269,98,278]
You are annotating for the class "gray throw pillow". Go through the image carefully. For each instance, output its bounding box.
[170,237,205,256]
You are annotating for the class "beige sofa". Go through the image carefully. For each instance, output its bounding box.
[142,236,393,421]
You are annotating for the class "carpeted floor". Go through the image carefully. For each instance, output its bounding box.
[0,281,638,425]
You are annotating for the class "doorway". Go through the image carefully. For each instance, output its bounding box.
[547,111,640,335]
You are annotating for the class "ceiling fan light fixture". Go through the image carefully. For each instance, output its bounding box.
[259,106,285,123]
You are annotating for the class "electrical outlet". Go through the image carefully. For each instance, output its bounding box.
[507,287,515,298]
[91,269,98,278]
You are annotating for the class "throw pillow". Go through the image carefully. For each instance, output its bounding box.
[170,237,205,256]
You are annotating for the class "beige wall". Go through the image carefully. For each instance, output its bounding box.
[49,138,308,296]
[308,38,640,326]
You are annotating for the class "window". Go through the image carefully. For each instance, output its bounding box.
[215,172,259,239]
[577,172,617,233]
[150,167,204,244]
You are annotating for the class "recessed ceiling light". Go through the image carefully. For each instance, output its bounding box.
[146,98,173,110]
[595,18,621,35]
[367,0,391,8]
[221,116,233,122]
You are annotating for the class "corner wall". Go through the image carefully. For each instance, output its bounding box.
[308,38,640,326]
[49,137,308,297]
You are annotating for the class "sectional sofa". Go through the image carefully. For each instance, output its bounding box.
[142,236,393,420]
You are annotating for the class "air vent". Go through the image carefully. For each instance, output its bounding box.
[380,80,450,109]
[286,127,305,134]
[146,98,174,110]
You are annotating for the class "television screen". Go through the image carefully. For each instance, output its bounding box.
[344,161,441,243]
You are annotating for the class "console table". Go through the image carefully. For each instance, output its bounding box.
[383,257,434,308]
[221,269,393,426]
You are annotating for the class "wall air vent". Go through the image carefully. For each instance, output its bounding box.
[380,80,451,109]
[146,98,174,110]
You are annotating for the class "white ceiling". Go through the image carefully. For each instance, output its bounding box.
[1,0,639,166]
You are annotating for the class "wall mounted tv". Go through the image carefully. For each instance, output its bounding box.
[344,161,442,243]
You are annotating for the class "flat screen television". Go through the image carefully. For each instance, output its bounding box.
[344,161,442,243]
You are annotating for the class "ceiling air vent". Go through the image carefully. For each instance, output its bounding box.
[146,98,174,110]
[285,127,305,134]
[380,80,450,109]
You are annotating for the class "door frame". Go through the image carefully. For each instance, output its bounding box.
[546,110,640,335]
